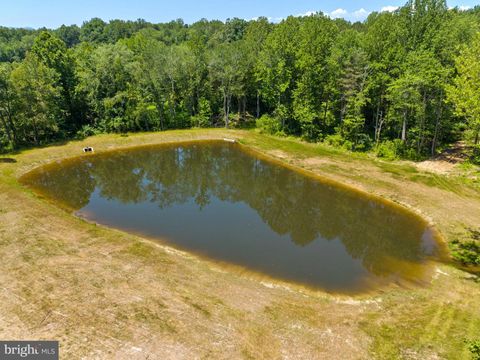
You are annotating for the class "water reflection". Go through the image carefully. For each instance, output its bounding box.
[23,141,441,293]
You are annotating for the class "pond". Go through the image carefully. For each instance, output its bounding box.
[21,140,444,293]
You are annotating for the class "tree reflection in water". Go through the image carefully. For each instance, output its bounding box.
[24,141,442,293]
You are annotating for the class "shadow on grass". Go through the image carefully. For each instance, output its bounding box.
[0,158,16,163]
[1,138,73,157]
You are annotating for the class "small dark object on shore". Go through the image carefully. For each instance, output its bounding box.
[83,147,94,153]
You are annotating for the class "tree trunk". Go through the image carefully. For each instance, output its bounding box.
[160,110,165,131]
[196,87,200,115]
[32,119,39,145]
[227,94,231,128]
[418,91,427,154]
[340,95,346,124]
[431,119,440,156]
[3,91,18,147]
[376,111,384,145]
[431,93,443,157]
[237,97,241,121]
[169,77,176,126]
[242,96,246,120]
[7,115,17,146]
[223,90,231,129]
[278,94,285,130]
[323,99,329,123]
[401,110,407,142]
[0,115,13,145]
[374,95,383,144]
[256,90,260,119]
[153,91,165,131]
[223,92,227,128]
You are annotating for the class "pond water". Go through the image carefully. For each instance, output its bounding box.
[21,141,444,293]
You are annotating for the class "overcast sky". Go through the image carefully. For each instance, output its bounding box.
[0,0,476,28]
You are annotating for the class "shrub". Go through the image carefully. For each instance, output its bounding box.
[354,133,372,151]
[467,339,480,360]
[76,124,102,139]
[130,103,161,131]
[405,147,424,161]
[472,145,480,165]
[375,139,404,160]
[256,114,282,135]
[324,134,343,147]
[449,239,480,266]
[0,134,12,153]
[300,123,322,142]
[191,98,212,128]
[324,134,353,151]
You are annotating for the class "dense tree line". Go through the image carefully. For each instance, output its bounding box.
[1,0,480,160]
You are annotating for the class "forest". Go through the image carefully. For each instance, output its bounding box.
[1,0,480,161]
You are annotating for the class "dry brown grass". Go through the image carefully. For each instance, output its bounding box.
[0,129,479,359]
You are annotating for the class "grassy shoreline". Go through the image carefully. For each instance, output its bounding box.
[1,129,479,359]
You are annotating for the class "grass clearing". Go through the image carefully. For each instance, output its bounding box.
[0,129,479,359]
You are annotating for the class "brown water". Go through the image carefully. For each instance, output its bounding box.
[21,141,444,293]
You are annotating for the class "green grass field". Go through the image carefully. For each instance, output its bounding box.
[0,129,479,359]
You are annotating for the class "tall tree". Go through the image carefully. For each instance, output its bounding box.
[243,17,271,119]
[209,42,244,128]
[0,63,18,148]
[75,43,139,132]
[31,31,80,132]
[293,13,338,140]
[447,33,480,145]
[256,17,300,132]
[10,55,61,145]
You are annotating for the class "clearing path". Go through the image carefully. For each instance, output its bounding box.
[417,141,474,175]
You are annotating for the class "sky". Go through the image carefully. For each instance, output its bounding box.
[0,0,477,29]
